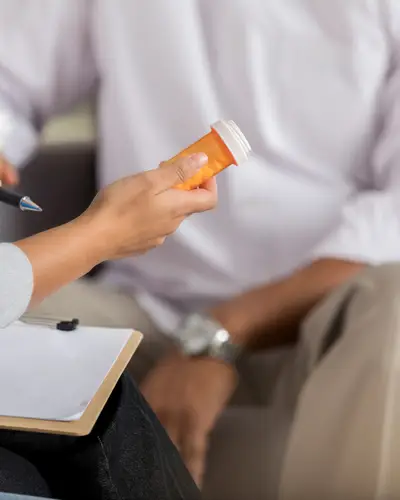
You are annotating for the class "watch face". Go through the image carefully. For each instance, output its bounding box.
[179,314,240,362]
[184,335,209,355]
[181,314,215,356]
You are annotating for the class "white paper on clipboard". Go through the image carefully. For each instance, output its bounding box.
[0,322,133,421]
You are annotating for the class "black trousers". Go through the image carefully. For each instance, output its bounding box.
[0,374,200,500]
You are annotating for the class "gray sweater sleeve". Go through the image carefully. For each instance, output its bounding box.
[0,243,33,328]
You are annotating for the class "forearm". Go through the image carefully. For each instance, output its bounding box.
[212,259,365,350]
[15,215,106,306]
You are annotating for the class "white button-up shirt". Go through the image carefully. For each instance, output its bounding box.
[1,0,400,334]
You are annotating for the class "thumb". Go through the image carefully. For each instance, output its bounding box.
[150,153,208,193]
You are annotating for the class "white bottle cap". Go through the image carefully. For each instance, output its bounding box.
[211,119,252,165]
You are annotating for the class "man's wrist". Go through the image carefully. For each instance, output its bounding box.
[210,301,256,348]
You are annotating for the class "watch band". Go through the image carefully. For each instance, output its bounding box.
[207,324,242,364]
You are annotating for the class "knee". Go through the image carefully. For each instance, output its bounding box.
[316,263,400,356]
[342,263,400,347]
[359,263,400,297]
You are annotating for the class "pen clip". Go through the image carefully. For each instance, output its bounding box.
[21,315,79,331]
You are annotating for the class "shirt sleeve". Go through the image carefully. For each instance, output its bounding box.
[311,56,400,265]
[0,244,33,328]
[0,0,97,166]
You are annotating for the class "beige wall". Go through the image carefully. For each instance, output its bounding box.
[40,103,96,147]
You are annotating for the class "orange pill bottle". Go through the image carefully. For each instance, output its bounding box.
[166,120,251,190]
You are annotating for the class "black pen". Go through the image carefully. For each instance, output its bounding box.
[0,186,42,212]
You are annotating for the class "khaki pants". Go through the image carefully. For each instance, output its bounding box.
[30,265,400,500]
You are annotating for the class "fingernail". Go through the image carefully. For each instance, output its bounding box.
[190,153,208,169]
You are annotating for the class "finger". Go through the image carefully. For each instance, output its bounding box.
[180,431,208,487]
[179,408,209,487]
[159,160,217,195]
[159,414,182,452]
[199,177,217,195]
[0,159,18,186]
[162,183,218,217]
[132,236,166,254]
[140,380,182,449]
[149,153,208,193]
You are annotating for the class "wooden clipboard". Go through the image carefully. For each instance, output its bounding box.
[0,331,142,437]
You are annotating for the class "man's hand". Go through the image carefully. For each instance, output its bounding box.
[0,155,18,186]
[141,353,237,487]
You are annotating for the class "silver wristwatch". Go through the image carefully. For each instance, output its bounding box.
[176,313,242,364]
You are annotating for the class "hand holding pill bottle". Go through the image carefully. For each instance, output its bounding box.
[164,120,251,190]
